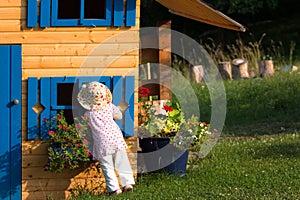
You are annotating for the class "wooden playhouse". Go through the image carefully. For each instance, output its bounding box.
[0,0,245,199]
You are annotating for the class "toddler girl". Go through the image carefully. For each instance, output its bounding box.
[77,81,135,195]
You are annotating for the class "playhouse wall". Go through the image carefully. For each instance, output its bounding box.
[0,0,140,199]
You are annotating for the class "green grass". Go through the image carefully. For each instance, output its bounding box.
[194,71,300,134]
[70,133,300,199]
[70,72,300,199]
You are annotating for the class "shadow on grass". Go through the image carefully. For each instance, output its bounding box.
[223,121,300,136]
[251,140,300,159]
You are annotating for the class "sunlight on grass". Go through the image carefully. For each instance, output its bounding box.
[70,133,300,199]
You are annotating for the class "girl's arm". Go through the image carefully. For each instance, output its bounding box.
[112,104,122,120]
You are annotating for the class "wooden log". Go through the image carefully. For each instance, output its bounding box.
[218,61,232,80]
[22,55,138,69]
[0,31,139,44]
[191,65,204,83]
[0,7,25,20]
[22,44,139,56]
[232,58,249,79]
[258,60,274,77]
[158,20,172,100]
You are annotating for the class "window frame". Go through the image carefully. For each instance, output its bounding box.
[51,0,112,26]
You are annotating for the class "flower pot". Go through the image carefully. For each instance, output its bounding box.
[138,137,188,176]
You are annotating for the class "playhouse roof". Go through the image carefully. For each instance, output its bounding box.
[156,0,246,32]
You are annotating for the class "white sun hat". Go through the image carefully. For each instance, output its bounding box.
[77,81,112,111]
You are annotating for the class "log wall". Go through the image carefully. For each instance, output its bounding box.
[0,0,140,199]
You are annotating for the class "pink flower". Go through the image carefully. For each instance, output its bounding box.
[83,139,88,144]
[83,115,88,121]
[213,128,218,133]
[77,143,81,147]
[63,126,67,131]
[75,124,82,130]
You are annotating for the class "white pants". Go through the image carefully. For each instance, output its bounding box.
[99,150,135,192]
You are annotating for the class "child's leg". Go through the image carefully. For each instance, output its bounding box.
[99,155,121,193]
[114,151,135,188]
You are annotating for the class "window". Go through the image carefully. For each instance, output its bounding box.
[52,0,112,26]
[28,0,136,27]
[27,76,135,139]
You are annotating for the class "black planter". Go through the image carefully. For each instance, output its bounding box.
[138,137,188,176]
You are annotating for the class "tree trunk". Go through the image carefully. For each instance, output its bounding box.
[218,61,232,80]
[191,65,204,83]
[258,60,274,77]
[232,59,249,79]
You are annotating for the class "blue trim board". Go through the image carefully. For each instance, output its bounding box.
[126,0,136,26]
[114,0,124,26]
[112,76,123,130]
[40,0,51,27]
[27,78,39,140]
[27,0,38,27]
[124,76,135,136]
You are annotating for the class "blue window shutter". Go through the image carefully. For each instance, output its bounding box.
[126,0,136,26]
[40,77,51,139]
[114,0,124,26]
[27,0,38,27]
[112,76,123,130]
[112,76,135,137]
[40,0,51,27]
[124,76,135,136]
[27,78,39,140]
[78,76,111,90]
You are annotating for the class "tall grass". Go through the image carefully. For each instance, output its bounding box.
[202,34,298,72]
[192,71,300,135]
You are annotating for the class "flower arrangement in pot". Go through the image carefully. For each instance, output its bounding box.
[138,100,210,151]
[137,87,213,174]
[43,110,92,173]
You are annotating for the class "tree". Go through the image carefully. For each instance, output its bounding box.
[206,0,279,15]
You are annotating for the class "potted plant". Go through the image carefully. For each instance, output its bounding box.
[137,88,212,175]
[43,111,92,173]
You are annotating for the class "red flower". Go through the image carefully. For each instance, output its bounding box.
[77,143,81,147]
[163,105,173,112]
[48,130,55,135]
[58,124,63,129]
[63,126,67,131]
[43,117,48,122]
[138,87,151,98]
[57,115,62,121]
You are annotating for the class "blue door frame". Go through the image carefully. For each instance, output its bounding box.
[0,45,22,199]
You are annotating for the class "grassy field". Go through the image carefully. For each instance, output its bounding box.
[70,133,300,199]
[69,71,300,199]
[195,71,300,133]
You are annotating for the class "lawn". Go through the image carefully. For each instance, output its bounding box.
[70,71,300,199]
[71,132,300,199]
